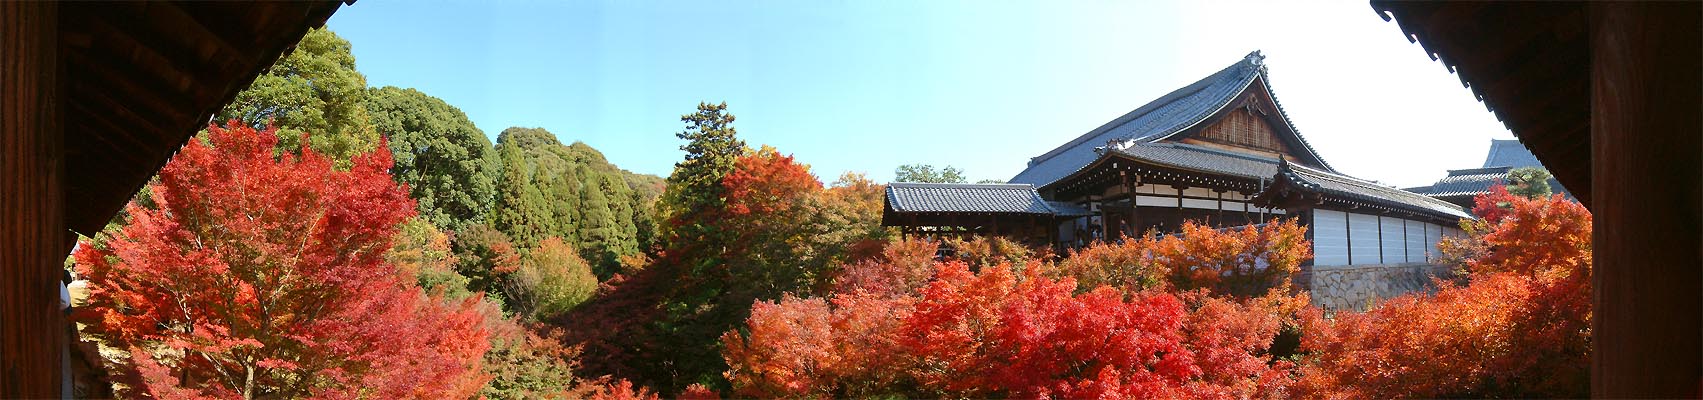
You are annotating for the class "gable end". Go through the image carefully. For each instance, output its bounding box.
[1163,76,1330,169]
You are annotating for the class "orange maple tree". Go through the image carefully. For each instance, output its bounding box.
[723,249,1304,399]
[1059,219,1310,298]
[1296,188,1592,398]
[74,122,489,399]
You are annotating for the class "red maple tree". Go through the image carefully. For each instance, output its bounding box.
[1297,189,1592,398]
[74,122,489,399]
[723,255,1301,399]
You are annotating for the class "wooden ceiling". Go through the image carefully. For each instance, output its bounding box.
[1369,1,1590,208]
[60,1,346,234]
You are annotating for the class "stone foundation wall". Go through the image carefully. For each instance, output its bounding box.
[1300,263,1453,311]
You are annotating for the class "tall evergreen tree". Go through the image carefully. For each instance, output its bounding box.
[578,171,620,268]
[543,167,583,246]
[492,141,553,248]
[661,102,748,248]
[492,127,658,273]
[1506,167,1554,199]
[217,28,378,162]
[603,174,641,258]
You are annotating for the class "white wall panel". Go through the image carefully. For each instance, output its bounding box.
[1313,210,1349,266]
[1380,216,1406,263]
[1404,219,1426,263]
[1135,195,1179,208]
[1181,198,1220,210]
[1426,223,1443,260]
[1219,201,1248,212]
[1348,212,1382,264]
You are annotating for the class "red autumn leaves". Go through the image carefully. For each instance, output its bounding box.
[73,120,1593,398]
[723,223,1313,399]
[720,188,1592,398]
[74,123,488,399]
[1296,189,1592,398]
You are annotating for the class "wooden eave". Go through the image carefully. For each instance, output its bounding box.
[1252,162,1463,224]
[60,1,348,235]
[1370,1,1591,208]
[1043,150,1266,200]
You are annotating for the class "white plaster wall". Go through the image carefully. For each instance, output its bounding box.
[1313,210,1349,266]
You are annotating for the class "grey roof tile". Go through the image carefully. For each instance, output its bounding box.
[1046,201,1092,217]
[1009,50,1333,189]
[1112,142,1282,179]
[886,183,1056,214]
[1408,167,1511,198]
[1483,139,1547,169]
[1408,139,1572,200]
[1010,53,1264,187]
[1282,162,1473,219]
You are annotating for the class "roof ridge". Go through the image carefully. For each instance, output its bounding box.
[1251,63,1338,173]
[1448,166,1512,175]
[888,182,1035,190]
[1025,51,1264,168]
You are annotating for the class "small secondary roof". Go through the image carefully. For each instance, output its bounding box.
[885,182,1058,215]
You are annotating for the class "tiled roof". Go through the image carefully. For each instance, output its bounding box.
[1046,201,1092,217]
[1483,139,1547,169]
[1108,143,1470,220]
[1009,50,1331,189]
[1111,142,1282,179]
[886,183,1056,214]
[1408,167,1511,198]
[1279,162,1473,219]
[1408,140,1572,200]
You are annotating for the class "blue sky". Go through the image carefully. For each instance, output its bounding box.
[326,0,1514,188]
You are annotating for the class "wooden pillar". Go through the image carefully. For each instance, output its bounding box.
[1097,198,1108,243]
[1589,2,1702,396]
[1171,183,1185,231]
[1215,190,1225,228]
[1242,191,1254,225]
[1343,208,1353,265]
[1124,173,1142,237]
[1,2,66,397]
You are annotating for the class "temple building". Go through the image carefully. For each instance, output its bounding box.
[1406,139,1573,209]
[885,51,1469,267]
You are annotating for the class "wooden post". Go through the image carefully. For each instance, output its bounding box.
[1242,191,1254,226]
[1097,198,1108,243]
[1171,183,1185,233]
[2,2,66,396]
[1343,209,1353,265]
[1401,218,1409,263]
[1590,3,1702,396]
[1215,190,1225,228]
[1375,213,1384,264]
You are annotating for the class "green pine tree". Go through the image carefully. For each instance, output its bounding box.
[660,102,747,248]
[492,142,553,248]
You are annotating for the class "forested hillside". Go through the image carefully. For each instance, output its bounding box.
[490,126,661,275]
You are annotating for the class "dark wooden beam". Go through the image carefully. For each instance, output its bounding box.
[1,2,67,396]
[1589,3,1702,396]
